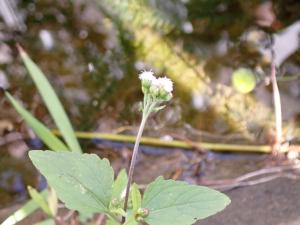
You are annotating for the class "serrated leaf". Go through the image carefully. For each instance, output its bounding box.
[142,177,230,225]
[27,186,52,216]
[18,47,82,153]
[5,92,69,152]
[112,169,128,201]
[29,151,114,214]
[131,183,141,212]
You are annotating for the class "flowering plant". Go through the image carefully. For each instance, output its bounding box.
[6,49,230,225]
[123,71,174,217]
[29,70,230,225]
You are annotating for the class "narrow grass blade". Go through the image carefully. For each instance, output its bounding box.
[1,190,48,225]
[47,188,58,216]
[17,45,82,153]
[27,186,52,217]
[5,92,69,152]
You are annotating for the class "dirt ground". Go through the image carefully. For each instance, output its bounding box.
[199,177,300,225]
[1,177,300,225]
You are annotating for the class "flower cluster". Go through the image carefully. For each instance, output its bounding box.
[139,70,173,101]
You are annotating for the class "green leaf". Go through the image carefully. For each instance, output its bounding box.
[109,207,126,217]
[122,183,142,225]
[29,151,114,214]
[18,47,82,153]
[109,170,128,218]
[5,92,69,152]
[232,68,256,94]
[142,177,231,225]
[0,190,48,225]
[131,183,141,212]
[27,186,52,216]
[112,169,128,201]
[34,218,55,225]
[106,218,121,225]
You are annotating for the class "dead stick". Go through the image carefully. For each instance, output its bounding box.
[271,63,282,152]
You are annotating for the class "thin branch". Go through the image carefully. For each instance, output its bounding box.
[235,164,300,182]
[199,163,300,191]
[52,129,275,153]
[210,173,300,191]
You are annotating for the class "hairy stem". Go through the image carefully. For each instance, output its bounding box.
[123,113,148,222]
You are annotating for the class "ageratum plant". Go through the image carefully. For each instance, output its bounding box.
[5,49,230,225]
[29,71,230,225]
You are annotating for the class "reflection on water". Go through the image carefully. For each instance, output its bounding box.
[0,0,299,208]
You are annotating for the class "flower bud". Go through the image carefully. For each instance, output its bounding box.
[137,208,149,217]
[135,208,149,223]
[149,85,160,98]
[142,79,152,90]
[159,88,167,98]
[157,77,173,94]
[110,198,122,208]
[164,92,172,101]
[136,216,144,223]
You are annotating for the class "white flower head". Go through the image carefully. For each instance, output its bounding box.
[155,77,173,93]
[139,70,156,82]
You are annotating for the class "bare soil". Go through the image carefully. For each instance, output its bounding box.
[199,177,300,225]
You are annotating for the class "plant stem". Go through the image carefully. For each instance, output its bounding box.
[122,113,148,222]
[271,63,282,152]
